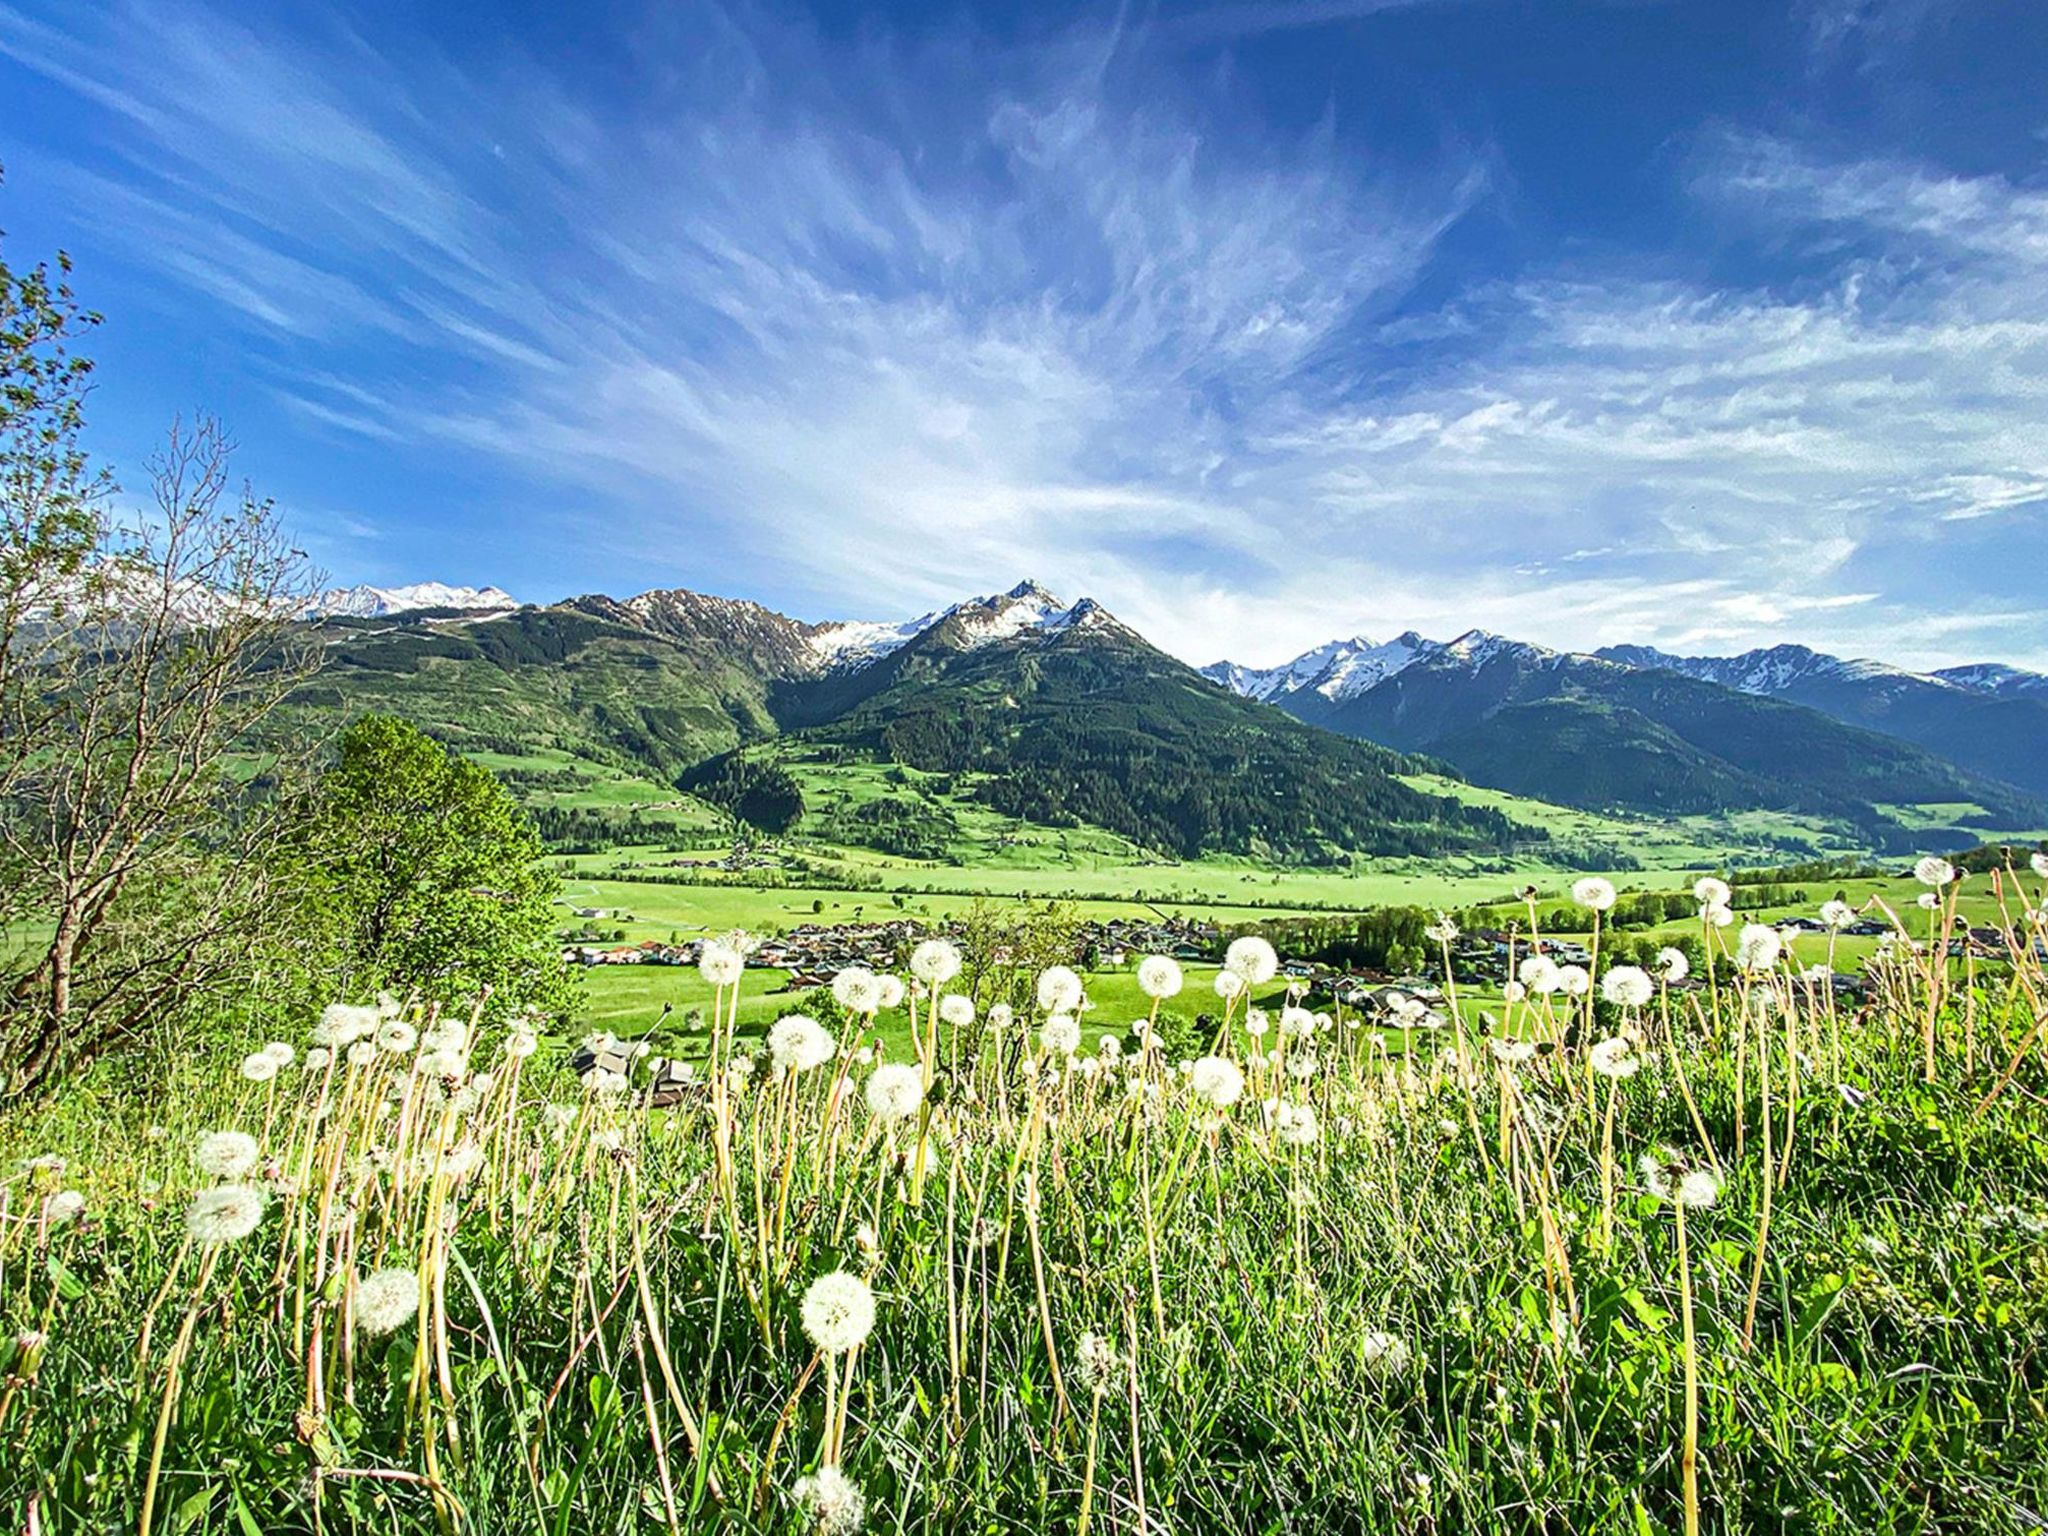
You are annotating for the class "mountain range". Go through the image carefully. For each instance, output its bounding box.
[1203,630,2047,836]
[288,580,2048,859]
[288,582,1523,862]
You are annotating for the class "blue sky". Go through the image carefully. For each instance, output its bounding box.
[3,0,2046,669]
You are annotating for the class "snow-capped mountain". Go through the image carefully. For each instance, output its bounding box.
[1204,629,1557,706]
[1591,642,2048,800]
[807,581,1109,671]
[1930,662,2048,698]
[1201,633,1435,704]
[1594,642,1926,695]
[306,582,520,618]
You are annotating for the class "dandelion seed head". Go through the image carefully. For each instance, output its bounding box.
[1693,877,1731,907]
[1424,914,1459,944]
[1189,1055,1244,1109]
[195,1130,260,1180]
[1274,1101,1320,1147]
[1572,877,1617,913]
[1655,947,1690,983]
[1557,965,1590,997]
[1916,891,1940,911]
[769,1015,835,1074]
[1639,1148,1722,1208]
[186,1184,268,1244]
[1701,902,1734,929]
[503,1030,539,1060]
[47,1189,84,1223]
[1518,955,1560,994]
[1225,936,1279,984]
[346,1041,378,1069]
[863,1063,924,1124]
[1819,899,1856,930]
[876,974,906,1009]
[355,1267,420,1336]
[1279,1006,1316,1040]
[1135,954,1183,999]
[830,967,880,1014]
[985,1002,1012,1031]
[375,1020,417,1054]
[2031,851,2048,880]
[793,1464,866,1535]
[1736,924,1783,972]
[698,942,745,987]
[1360,1330,1413,1378]
[1488,1038,1537,1066]
[1213,969,1245,1001]
[1600,966,1653,1008]
[910,938,962,986]
[1589,1037,1639,1079]
[800,1271,876,1354]
[1914,856,1956,888]
[314,1002,380,1047]
[239,1051,279,1084]
[1075,1331,1121,1394]
[1035,965,1084,1013]
[1038,1013,1081,1057]
[937,994,975,1029]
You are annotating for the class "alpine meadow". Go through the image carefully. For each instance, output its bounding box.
[4,4,2048,1535]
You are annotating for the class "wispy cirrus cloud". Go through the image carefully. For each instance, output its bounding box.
[1,0,2044,672]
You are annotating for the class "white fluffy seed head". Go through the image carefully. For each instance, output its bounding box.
[1572,876,1617,912]
[1213,969,1245,1001]
[1693,877,1731,907]
[800,1271,876,1354]
[938,993,975,1028]
[1600,966,1653,1008]
[239,1051,279,1084]
[1914,856,1956,888]
[195,1130,260,1180]
[186,1184,268,1244]
[354,1267,421,1336]
[1035,965,1084,1012]
[314,1002,380,1047]
[768,1015,835,1074]
[909,938,961,985]
[793,1465,866,1535]
[1224,935,1279,984]
[698,942,745,987]
[1135,954,1183,999]
[1359,1330,1413,1378]
[831,967,881,1015]
[1589,1036,1639,1079]
[1189,1055,1244,1109]
[1640,1148,1722,1208]
[1736,924,1783,972]
[1819,899,1856,930]
[1039,1013,1081,1057]
[1518,955,1560,994]
[863,1063,924,1124]
[1655,947,1690,983]
[2031,851,2048,880]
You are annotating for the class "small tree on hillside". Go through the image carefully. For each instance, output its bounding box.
[305,716,575,1023]
[0,199,326,1093]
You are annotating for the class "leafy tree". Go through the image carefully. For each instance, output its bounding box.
[0,194,324,1094]
[304,716,574,1023]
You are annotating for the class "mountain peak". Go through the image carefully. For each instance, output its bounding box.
[305,582,519,619]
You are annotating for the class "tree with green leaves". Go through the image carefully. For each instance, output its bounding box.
[1,184,326,1095]
[304,716,575,1024]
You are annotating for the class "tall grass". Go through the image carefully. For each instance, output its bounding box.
[4,861,2047,1533]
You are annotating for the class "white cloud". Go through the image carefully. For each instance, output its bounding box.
[3,2,2044,673]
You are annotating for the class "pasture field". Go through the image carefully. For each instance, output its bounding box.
[7,871,2048,1534]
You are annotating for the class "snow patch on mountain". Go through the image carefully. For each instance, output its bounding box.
[806,581,1103,670]
[307,583,519,618]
